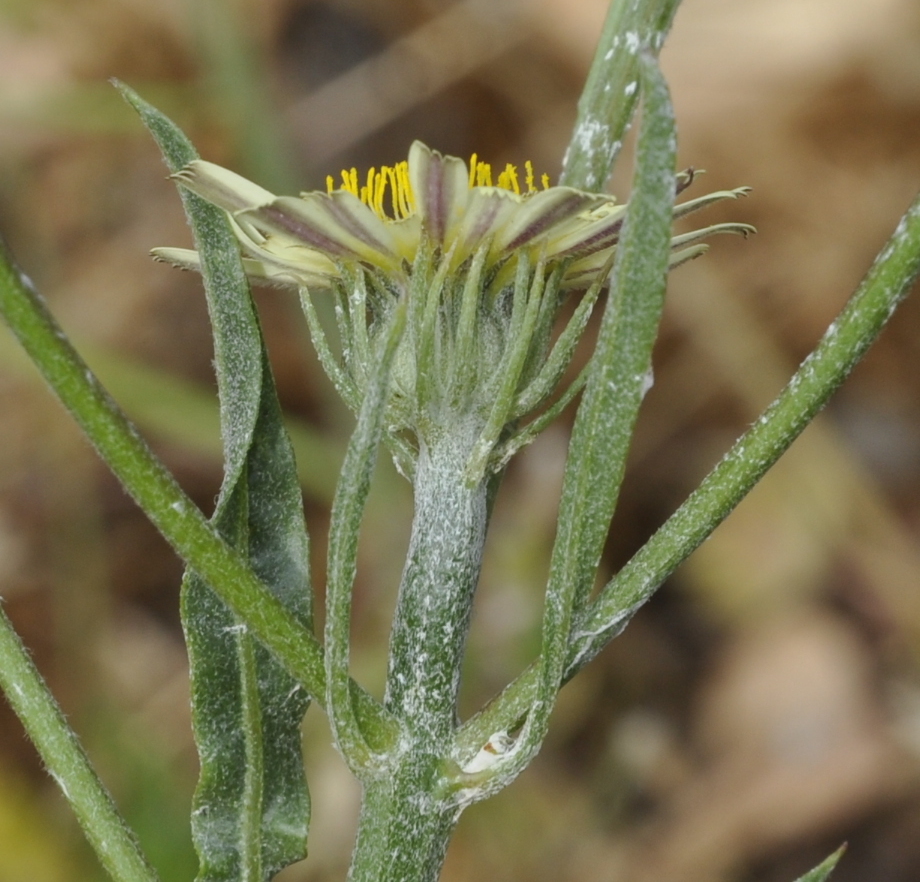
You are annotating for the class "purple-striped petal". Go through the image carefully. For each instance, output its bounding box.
[451,187,520,265]
[545,202,629,259]
[152,246,329,289]
[243,191,401,269]
[493,187,607,254]
[407,141,469,245]
[164,144,751,302]
[232,226,340,281]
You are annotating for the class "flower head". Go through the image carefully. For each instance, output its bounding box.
[155,142,752,479]
[155,141,750,294]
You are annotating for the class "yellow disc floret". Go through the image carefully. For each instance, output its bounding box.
[327,162,416,221]
[327,152,551,222]
[468,156,550,193]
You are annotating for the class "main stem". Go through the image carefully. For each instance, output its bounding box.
[348,426,489,882]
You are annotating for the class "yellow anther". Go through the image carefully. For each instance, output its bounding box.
[340,169,356,195]
[373,169,385,214]
[382,166,398,218]
[396,162,413,217]
[373,170,386,215]
[467,157,548,195]
[330,150,546,218]
[360,167,375,206]
[498,163,520,194]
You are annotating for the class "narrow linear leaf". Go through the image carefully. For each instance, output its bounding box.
[0,134,393,738]
[120,83,313,881]
[567,189,920,674]
[242,358,313,877]
[460,54,679,792]
[551,52,676,648]
[536,49,676,745]
[0,600,159,882]
[325,304,407,775]
[182,487,252,882]
[115,81,261,490]
[0,224,394,755]
[793,845,846,882]
[455,183,920,764]
[560,0,681,192]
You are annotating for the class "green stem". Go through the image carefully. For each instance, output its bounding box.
[0,239,397,751]
[384,429,488,739]
[347,760,458,882]
[0,604,159,882]
[456,188,920,757]
[347,427,489,882]
[559,0,681,191]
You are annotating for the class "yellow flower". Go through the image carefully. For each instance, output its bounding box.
[153,141,751,295]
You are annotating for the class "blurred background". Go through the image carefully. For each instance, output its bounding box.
[2,0,920,879]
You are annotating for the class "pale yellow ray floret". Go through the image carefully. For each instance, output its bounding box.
[153,140,753,294]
